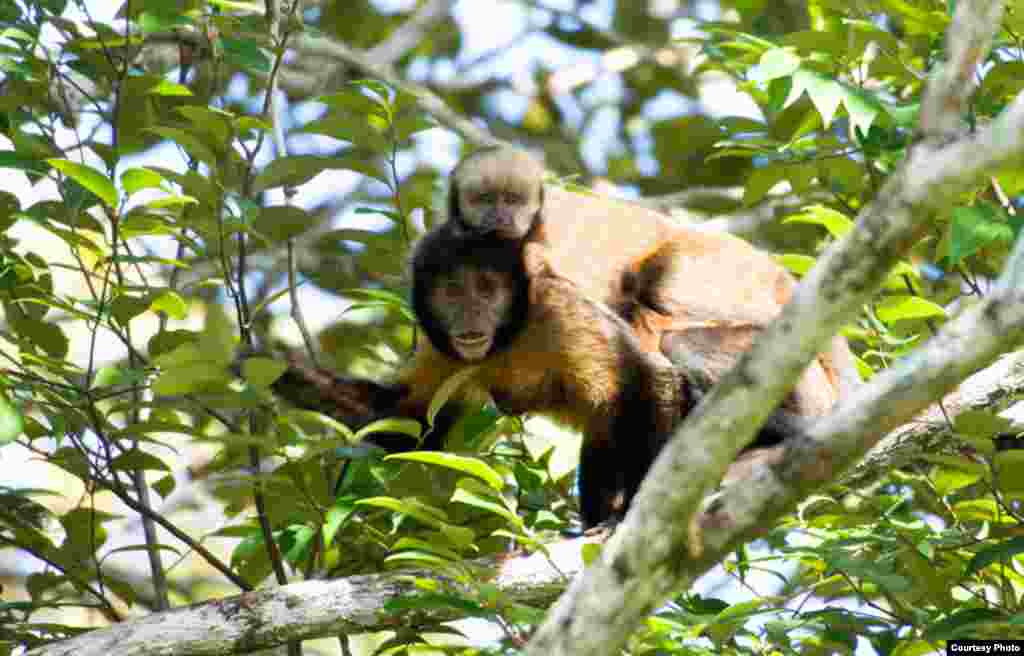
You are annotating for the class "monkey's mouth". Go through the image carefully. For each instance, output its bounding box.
[452,332,493,361]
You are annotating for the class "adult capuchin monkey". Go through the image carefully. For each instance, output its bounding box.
[444,145,859,438]
[402,230,689,527]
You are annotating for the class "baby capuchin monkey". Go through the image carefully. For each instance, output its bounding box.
[407,229,686,527]
[446,147,546,240]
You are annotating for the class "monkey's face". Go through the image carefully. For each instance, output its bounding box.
[456,184,540,239]
[450,147,544,240]
[428,266,519,361]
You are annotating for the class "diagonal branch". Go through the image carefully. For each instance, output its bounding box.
[366,0,457,64]
[293,33,503,148]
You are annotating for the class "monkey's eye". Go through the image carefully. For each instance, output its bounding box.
[437,277,462,298]
[474,191,497,205]
[476,273,499,298]
[501,192,523,205]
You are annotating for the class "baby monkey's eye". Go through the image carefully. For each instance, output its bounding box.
[501,192,523,205]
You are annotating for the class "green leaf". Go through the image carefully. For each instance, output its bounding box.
[121,167,167,195]
[111,293,150,326]
[884,101,920,128]
[776,253,816,276]
[220,36,271,74]
[427,367,479,428]
[451,478,522,526]
[253,153,386,191]
[146,126,219,167]
[954,409,1015,439]
[241,357,288,389]
[318,87,387,118]
[197,306,235,367]
[748,48,801,83]
[47,159,117,207]
[0,394,23,445]
[109,449,171,472]
[784,205,854,238]
[931,466,981,495]
[0,152,50,176]
[981,61,1024,101]
[993,449,1024,490]
[882,261,921,291]
[391,536,462,561]
[874,295,946,323]
[176,106,233,146]
[891,641,943,656]
[354,418,422,442]
[743,164,788,205]
[149,291,188,320]
[11,317,68,358]
[148,330,198,358]
[323,501,356,546]
[842,85,882,136]
[153,474,176,498]
[253,205,316,242]
[298,113,390,152]
[965,536,1024,577]
[279,409,356,443]
[789,70,842,128]
[391,113,438,142]
[148,80,191,97]
[356,496,449,528]
[923,607,1005,640]
[947,203,1015,265]
[387,452,504,491]
[152,362,228,395]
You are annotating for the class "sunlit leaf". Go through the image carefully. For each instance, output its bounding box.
[121,167,166,195]
[0,394,23,445]
[241,357,288,389]
[783,205,854,238]
[875,295,946,323]
[149,291,189,320]
[387,452,504,490]
[47,159,117,207]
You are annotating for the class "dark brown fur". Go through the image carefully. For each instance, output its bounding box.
[405,229,685,526]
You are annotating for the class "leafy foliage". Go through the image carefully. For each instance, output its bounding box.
[0,0,1022,654]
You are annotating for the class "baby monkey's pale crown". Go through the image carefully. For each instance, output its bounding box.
[449,147,545,239]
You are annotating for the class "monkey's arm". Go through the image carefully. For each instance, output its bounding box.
[267,347,465,452]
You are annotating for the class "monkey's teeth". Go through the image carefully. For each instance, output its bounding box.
[454,333,489,345]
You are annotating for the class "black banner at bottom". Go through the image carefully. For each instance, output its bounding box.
[948,640,1024,655]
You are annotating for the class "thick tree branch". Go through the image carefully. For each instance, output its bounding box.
[27,533,600,656]
[524,2,1013,654]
